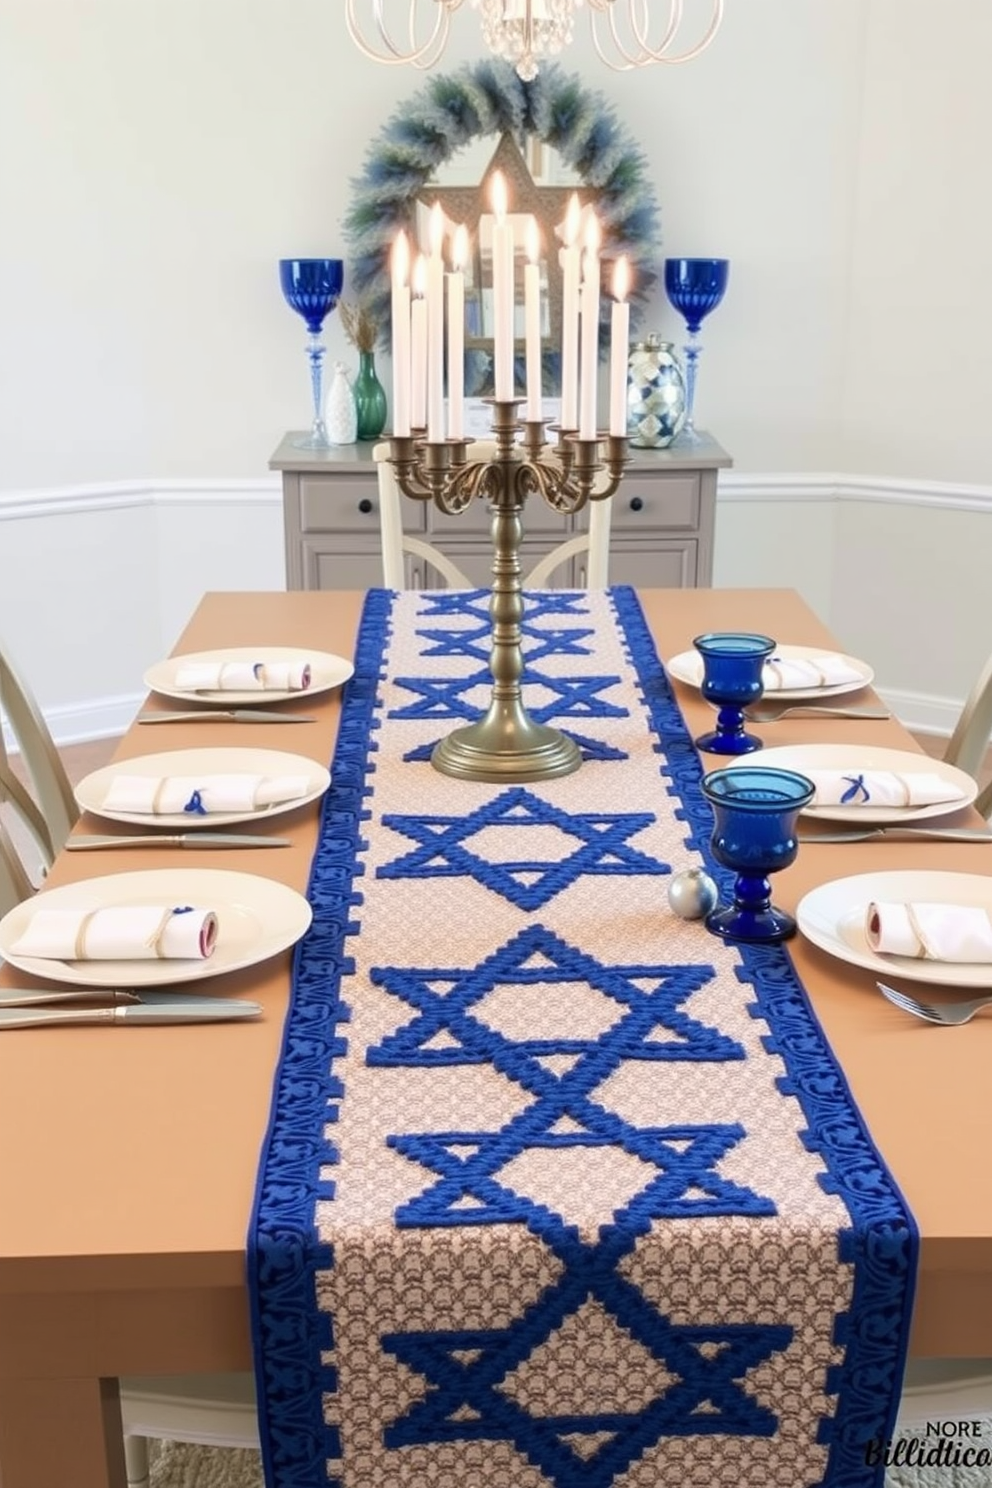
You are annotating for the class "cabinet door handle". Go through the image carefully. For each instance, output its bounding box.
[629,496,644,513]
[358,498,374,515]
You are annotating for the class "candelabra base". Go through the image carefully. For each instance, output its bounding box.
[431,705,581,783]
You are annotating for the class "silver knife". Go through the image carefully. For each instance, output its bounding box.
[799,826,992,843]
[137,710,316,724]
[0,988,256,1009]
[0,998,262,1028]
[66,833,292,850]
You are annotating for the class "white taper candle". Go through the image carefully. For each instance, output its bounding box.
[524,218,542,421]
[578,215,601,440]
[390,231,411,438]
[426,202,445,443]
[609,255,631,437]
[448,224,467,441]
[410,253,427,431]
[559,193,581,431]
[490,170,515,402]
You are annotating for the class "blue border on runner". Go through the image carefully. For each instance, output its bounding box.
[611,584,919,1487]
[247,584,919,1488]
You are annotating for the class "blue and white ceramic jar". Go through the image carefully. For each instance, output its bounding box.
[626,333,687,448]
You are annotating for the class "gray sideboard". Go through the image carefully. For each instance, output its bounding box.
[270,433,732,591]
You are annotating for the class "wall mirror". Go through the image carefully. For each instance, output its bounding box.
[344,60,660,397]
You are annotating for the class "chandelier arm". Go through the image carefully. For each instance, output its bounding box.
[592,0,724,70]
[344,0,453,68]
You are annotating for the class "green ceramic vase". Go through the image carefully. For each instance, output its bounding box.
[353,350,387,441]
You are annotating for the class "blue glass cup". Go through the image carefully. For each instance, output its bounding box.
[279,257,344,451]
[693,632,775,755]
[701,766,815,944]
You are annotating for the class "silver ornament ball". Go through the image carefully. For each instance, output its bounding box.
[668,867,719,920]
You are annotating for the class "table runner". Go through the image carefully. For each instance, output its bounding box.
[249,585,917,1488]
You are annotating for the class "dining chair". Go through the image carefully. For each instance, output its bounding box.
[0,814,34,917]
[119,1374,259,1488]
[942,647,992,812]
[0,633,79,866]
[372,440,613,590]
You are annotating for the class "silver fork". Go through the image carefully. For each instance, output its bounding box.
[744,703,891,723]
[875,980,992,1026]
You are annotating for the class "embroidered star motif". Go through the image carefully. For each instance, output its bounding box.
[378,788,669,909]
[383,1307,792,1488]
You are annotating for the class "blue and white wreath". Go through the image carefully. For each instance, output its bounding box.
[343,59,661,354]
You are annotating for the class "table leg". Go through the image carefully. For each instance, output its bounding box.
[0,1375,127,1488]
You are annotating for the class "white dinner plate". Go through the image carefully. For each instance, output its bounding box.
[742,744,977,824]
[75,747,330,829]
[797,870,992,988]
[144,646,354,705]
[666,644,874,701]
[0,868,313,989]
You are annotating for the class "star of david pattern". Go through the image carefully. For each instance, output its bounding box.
[248,587,919,1488]
[367,923,780,1480]
[378,788,670,909]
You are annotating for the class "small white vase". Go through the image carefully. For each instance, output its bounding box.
[325,361,357,445]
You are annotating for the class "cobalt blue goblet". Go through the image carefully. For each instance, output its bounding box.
[664,257,729,446]
[279,257,344,450]
[701,766,815,944]
[693,632,775,755]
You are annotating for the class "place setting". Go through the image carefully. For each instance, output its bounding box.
[796,868,992,1001]
[68,746,331,850]
[666,635,880,722]
[0,865,314,1023]
[139,645,354,723]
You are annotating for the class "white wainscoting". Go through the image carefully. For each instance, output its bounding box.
[1,470,988,748]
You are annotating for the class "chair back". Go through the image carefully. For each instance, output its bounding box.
[944,648,992,783]
[0,636,78,865]
[0,815,34,918]
[372,441,613,590]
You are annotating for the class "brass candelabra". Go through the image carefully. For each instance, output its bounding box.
[389,400,627,783]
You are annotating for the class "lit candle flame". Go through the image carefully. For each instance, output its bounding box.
[429,201,444,257]
[612,254,630,302]
[583,213,601,255]
[392,230,409,287]
[452,223,468,271]
[564,193,581,247]
[526,218,540,265]
[412,253,426,297]
[491,169,508,223]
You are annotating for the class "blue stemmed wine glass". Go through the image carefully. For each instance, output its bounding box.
[279,258,344,450]
[664,257,729,446]
[701,766,815,944]
[693,632,775,755]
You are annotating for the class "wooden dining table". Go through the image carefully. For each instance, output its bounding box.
[1,585,991,1488]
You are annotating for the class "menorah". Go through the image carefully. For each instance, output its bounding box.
[389,404,627,782]
[388,172,630,781]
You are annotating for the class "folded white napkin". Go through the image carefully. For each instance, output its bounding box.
[762,654,863,691]
[866,901,992,962]
[103,773,311,816]
[806,770,967,809]
[173,660,311,692]
[11,905,218,961]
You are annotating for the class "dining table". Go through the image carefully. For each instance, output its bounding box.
[1,584,991,1488]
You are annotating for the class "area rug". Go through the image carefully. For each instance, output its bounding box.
[147,1436,990,1488]
[249,585,918,1488]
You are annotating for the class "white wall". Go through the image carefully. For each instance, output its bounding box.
[0,0,989,736]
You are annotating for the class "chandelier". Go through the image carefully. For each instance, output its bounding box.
[345,1,724,81]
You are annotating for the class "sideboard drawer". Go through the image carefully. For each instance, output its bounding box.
[299,477,427,535]
[608,475,700,532]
